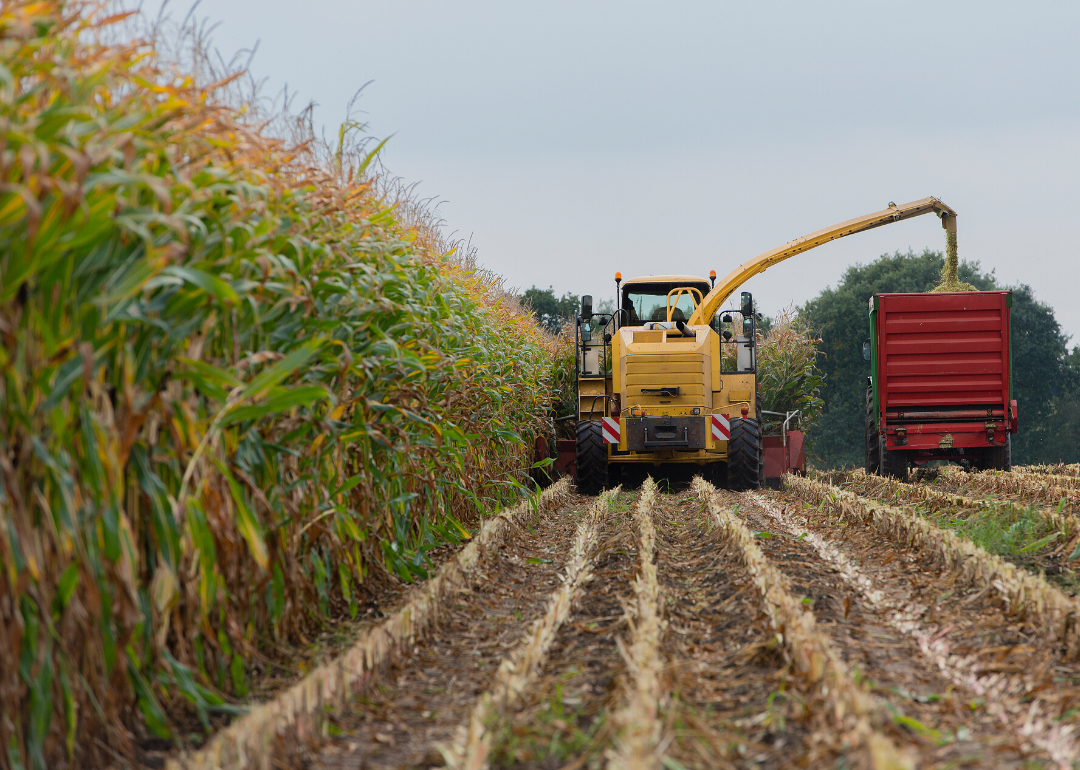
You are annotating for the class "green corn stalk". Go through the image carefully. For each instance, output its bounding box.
[0,3,560,766]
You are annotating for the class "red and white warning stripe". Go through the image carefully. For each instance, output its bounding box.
[711,413,730,441]
[602,417,621,444]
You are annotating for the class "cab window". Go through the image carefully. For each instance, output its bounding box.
[623,284,708,324]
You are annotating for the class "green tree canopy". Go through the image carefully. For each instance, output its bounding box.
[801,250,1075,467]
[521,286,580,334]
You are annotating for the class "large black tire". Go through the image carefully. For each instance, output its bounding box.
[980,434,1012,471]
[575,420,609,495]
[728,417,763,491]
[865,384,880,475]
[879,438,908,481]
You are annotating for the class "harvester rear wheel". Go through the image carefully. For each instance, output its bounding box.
[728,417,763,491]
[980,434,1012,471]
[865,384,880,475]
[575,420,609,495]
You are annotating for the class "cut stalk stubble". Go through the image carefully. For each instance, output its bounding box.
[835,468,1080,540]
[167,479,571,770]
[692,478,912,770]
[606,478,667,770]
[443,486,620,770]
[750,490,1079,769]
[786,475,1080,660]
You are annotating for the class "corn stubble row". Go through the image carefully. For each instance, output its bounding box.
[170,479,570,770]
[0,3,563,767]
[445,486,615,770]
[1019,464,1080,479]
[786,476,1080,660]
[952,467,1080,505]
[833,469,1080,540]
[606,479,665,770]
[692,479,911,770]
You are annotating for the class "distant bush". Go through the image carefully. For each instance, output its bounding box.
[0,3,556,766]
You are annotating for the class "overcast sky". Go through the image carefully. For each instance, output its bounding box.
[144,1,1080,342]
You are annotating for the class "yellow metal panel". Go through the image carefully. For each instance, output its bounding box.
[626,363,702,375]
[626,373,703,386]
[578,377,609,420]
[633,331,664,344]
[629,399,703,410]
[714,373,757,418]
[612,331,623,393]
[626,355,702,364]
[623,274,708,286]
[710,333,722,389]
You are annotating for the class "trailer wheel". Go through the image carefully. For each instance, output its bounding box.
[575,420,609,495]
[879,440,908,481]
[728,417,763,491]
[865,384,880,475]
[981,434,1012,472]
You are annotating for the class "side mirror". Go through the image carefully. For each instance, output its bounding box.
[581,294,593,322]
[722,314,733,324]
[580,320,592,343]
[740,291,753,317]
[742,316,753,337]
[862,339,871,361]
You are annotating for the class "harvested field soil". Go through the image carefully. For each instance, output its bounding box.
[736,490,1043,767]
[653,493,813,770]
[164,468,1080,770]
[296,493,592,770]
[486,490,638,769]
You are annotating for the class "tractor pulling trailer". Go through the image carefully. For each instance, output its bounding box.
[565,197,968,494]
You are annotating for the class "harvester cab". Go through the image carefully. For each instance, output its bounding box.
[570,196,960,496]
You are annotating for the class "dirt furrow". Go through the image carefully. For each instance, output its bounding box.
[292,491,591,770]
[168,479,572,770]
[742,487,1071,767]
[695,479,911,769]
[482,492,640,769]
[750,491,1078,768]
[787,475,1080,660]
[444,488,619,769]
[650,489,814,769]
[607,478,664,770]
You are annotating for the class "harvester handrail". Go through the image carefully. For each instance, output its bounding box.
[665,286,702,323]
[687,197,957,325]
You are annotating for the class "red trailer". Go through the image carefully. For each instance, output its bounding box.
[762,410,806,489]
[865,291,1017,478]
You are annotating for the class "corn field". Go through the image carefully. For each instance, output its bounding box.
[0,4,561,767]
